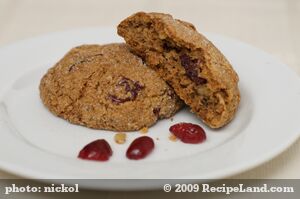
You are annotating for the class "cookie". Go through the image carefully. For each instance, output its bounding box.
[39,43,182,131]
[118,12,240,128]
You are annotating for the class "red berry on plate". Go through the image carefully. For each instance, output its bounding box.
[169,123,206,144]
[78,139,112,161]
[126,136,154,160]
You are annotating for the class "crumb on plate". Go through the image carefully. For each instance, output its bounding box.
[169,134,177,142]
[140,127,148,134]
[114,133,127,144]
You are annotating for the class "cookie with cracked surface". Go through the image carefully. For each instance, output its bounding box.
[118,12,240,128]
[39,43,182,131]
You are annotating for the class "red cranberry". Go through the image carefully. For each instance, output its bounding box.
[126,136,155,160]
[169,123,206,144]
[78,139,112,161]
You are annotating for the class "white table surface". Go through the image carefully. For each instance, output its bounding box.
[0,0,299,198]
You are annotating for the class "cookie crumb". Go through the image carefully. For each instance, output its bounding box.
[114,133,127,144]
[169,134,177,142]
[156,137,159,140]
[170,117,174,121]
[140,127,148,134]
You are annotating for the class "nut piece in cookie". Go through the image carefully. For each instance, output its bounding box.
[118,12,240,128]
[39,43,182,131]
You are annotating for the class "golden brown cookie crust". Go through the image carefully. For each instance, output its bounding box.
[118,12,240,128]
[39,43,182,131]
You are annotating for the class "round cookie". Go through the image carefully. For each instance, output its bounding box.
[39,43,182,131]
[118,12,240,128]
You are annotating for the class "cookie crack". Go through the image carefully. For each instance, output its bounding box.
[68,53,103,72]
[61,71,97,116]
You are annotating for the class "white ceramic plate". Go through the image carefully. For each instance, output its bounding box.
[0,27,300,190]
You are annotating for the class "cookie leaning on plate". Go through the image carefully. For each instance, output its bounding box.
[39,43,182,131]
[118,12,240,128]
